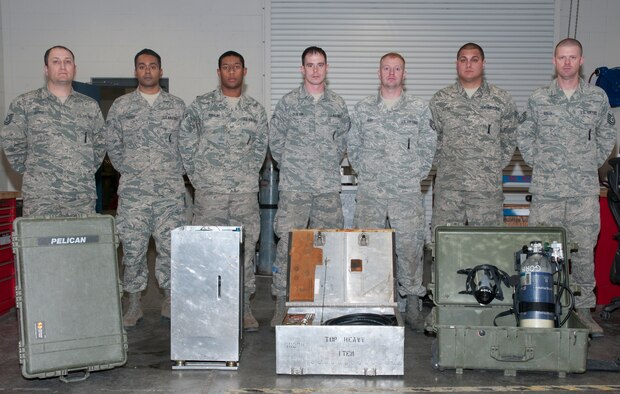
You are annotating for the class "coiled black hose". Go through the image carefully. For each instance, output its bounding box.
[323,313,397,326]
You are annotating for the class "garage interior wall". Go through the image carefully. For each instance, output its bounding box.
[1,0,620,191]
[270,0,556,111]
[0,0,267,191]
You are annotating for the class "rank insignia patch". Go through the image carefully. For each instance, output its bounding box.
[3,113,13,126]
[609,112,616,126]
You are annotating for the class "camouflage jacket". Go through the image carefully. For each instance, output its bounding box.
[270,83,350,193]
[105,89,186,197]
[429,80,518,192]
[0,87,105,200]
[518,78,616,197]
[179,89,268,193]
[348,92,436,195]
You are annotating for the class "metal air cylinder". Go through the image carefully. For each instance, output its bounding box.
[257,149,279,275]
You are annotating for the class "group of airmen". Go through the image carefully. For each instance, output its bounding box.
[0,38,616,337]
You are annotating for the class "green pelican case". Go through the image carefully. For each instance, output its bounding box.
[429,226,589,377]
[13,215,126,382]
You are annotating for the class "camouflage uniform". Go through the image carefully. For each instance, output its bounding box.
[348,92,436,297]
[178,89,268,295]
[1,87,105,216]
[270,84,350,296]
[518,78,616,308]
[105,89,187,293]
[429,81,518,230]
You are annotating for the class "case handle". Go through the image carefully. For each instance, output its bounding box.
[59,369,90,383]
[490,345,534,362]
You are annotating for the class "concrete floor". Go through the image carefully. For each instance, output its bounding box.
[2,246,620,393]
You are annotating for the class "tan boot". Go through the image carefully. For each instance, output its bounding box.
[576,308,604,337]
[270,296,287,327]
[243,292,259,332]
[123,292,143,328]
[161,289,171,320]
[405,295,424,332]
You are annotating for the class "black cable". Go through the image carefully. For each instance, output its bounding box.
[557,283,575,327]
[553,257,575,328]
[588,70,597,83]
[553,260,564,327]
[319,255,329,325]
[323,313,397,326]
[568,0,573,37]
[574,0,580,38]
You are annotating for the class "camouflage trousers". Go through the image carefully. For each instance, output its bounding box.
[272,191,344,296]
[117,194,187,293]
[192,191,260,295]
[529,194,600,309]
[354,191,426,297]
[431,187,504,238]
[24,195,95,217]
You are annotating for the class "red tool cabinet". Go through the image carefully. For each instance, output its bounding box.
[0,192,19,315]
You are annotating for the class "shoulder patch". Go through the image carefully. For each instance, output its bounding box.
[3,113,13,126]
[429,118,436,131]
[609,112,616,126]
[518,111,527,124]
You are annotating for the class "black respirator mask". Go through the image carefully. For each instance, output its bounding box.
[458,264,512,305]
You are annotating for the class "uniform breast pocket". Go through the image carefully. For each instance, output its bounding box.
[578,117,598,145]
[29,112,55,143]
[329,115,343,126]
[484,120,501,142]
[539,115,557,127]
[161,118,180,145]
[328,115,346,134]
[162,117,180,131]
[227,127,252,151]
[122,128,139,150]
[576,113,598,130]
[400,119,419,147]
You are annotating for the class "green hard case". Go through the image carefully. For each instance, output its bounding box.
[430,226,589,377]
[13,215,127,381]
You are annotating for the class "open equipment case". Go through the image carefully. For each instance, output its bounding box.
[275,229,404,376]
[429,226,590,377]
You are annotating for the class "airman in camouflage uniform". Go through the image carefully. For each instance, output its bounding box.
[105,49,187,327]
[269,46,350,326]
[518,38,616,336]
[347,52,437,331]
[429,43,518,232]
[178,51,268,331]
[1,46,105,216]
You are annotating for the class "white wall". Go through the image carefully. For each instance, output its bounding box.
[0,0,267,191]
[557,0,620,78]
[557,0,620,158]
[0,0,266,105]
[1,0,619,191]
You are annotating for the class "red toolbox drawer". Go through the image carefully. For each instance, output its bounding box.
[0,275,15,315]
[0,194,19,315]
[0,229,12,262]
[0,259,15,279]
[0,198,16,224]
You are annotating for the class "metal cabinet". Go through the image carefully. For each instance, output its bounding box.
[170,226,242,370]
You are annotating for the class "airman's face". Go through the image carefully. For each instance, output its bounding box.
[553,44,583,81]
[301,53,328,87]
[456,48,485,85]
[45,48,76,85]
